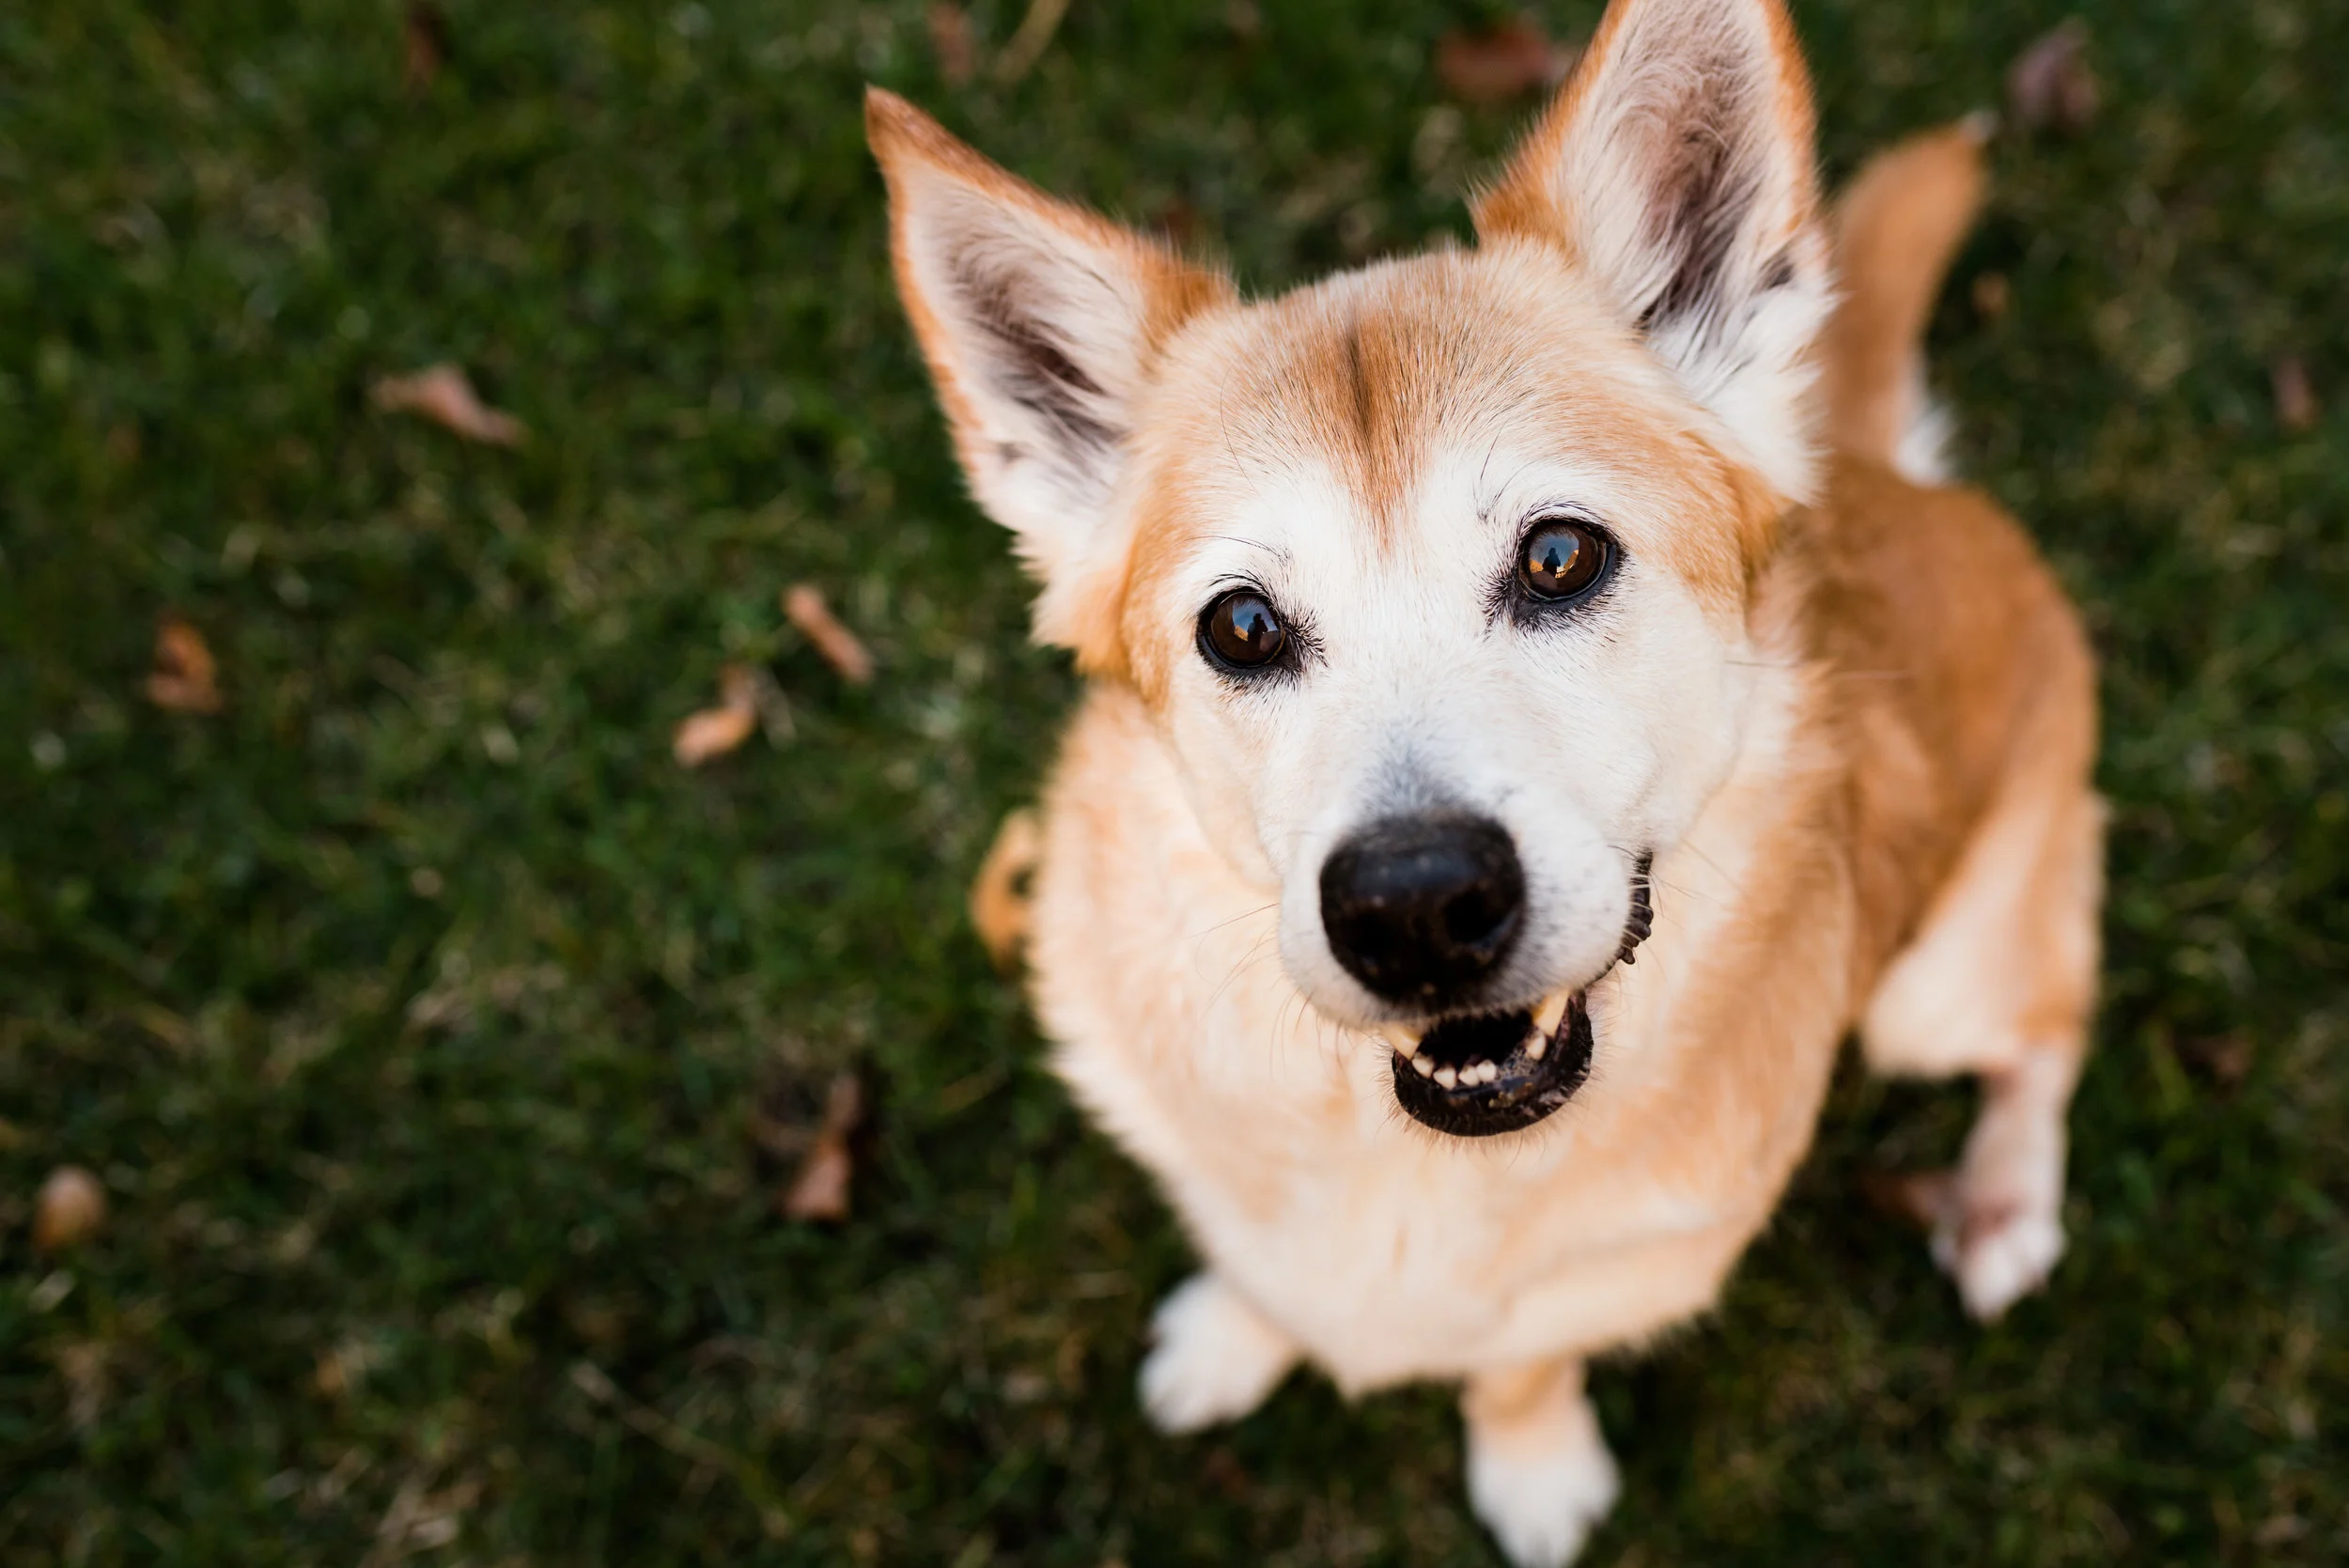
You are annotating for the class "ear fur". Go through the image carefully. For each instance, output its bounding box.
[1474,0,1831,502]
[866,89,1232,660]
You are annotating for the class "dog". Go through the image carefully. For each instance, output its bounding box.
[870,0,2101,1559]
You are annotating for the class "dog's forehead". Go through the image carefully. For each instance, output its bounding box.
[1128,243,1766,620]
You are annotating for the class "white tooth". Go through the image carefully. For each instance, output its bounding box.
[1434,1066,1458,1090]
[1379,1023,1423,1058]
[1412,1053,1436,1078]
[1526,1032,1548,1063]
[1532,990,1571,1037]
[1478,1061,1500,1084]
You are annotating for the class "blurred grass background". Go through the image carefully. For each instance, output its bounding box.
[3,1,2345,1562]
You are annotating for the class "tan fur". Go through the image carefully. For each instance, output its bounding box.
[880,1,2100,1555]
[968,808,1042,971]
[1820,120,1993,467]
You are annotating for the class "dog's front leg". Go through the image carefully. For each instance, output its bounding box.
[1137,1273,1300,1433]
[1462,1356,1620,1568]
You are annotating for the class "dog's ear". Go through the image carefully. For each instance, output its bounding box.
[867,89,1232,649]
[1475,0,1830,502]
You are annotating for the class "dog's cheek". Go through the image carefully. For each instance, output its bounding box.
[1160,686,1286,891]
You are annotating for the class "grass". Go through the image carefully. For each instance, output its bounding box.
[3,0,2345,1562]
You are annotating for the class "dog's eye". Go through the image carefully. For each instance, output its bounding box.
[1518,519,1610,601]
[1200,589,1288,671]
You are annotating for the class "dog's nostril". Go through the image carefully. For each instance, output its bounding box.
[1319,813,1525,1005]
[1442,885,1513,948]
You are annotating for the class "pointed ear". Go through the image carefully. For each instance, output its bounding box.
[1473,0,1830,501]
[867,89,1233,635]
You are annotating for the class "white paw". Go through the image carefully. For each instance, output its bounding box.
[1466,1408,1621,1568]
[1137,1274,1299,1435]
[1933,1202,2065,1322]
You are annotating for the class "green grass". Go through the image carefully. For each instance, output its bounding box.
[4,1,2345,1562]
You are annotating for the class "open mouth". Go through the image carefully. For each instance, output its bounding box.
[1376,853,1652,1139]
[1381,990,1594,1138]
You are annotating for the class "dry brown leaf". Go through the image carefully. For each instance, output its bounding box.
[34,1166,107,1253]
[146,616,223,714]
[2008,22,2097,136]
[1859,1169,1952,1232]
[927,3,977,86]
[781,1075,865,1222]
[783,583,875,686]
[672,662,761,767]
[1436,19,1575,105]
[2272,355,2318,433]
[404,2,449,93]
[993,0,1070,85]
[970,809,1043,971]
[371,364,526,447]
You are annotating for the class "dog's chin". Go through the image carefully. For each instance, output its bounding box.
[1384,993,1593,1138]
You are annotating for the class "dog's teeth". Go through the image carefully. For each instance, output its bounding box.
[1411,1053,1435,1078]
[1379,1023,1423,1058]
[1532,989,1572,1037]
[1478,1061,1500,1084]
[1526,1032,1548,1063]
[1434,1065,1458,1090]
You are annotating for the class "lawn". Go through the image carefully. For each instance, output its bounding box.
[3,1,2345,1562]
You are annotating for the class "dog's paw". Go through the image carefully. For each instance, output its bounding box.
[1932,1197,2064,1322]
[1137,1274,1299,1434]
[1466,1407,1620,1568]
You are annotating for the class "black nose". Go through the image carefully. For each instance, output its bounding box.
[1319,814,1525,1006]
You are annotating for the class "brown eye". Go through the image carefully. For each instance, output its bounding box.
[1201,589,1288,671]
[1518,519,1609,601]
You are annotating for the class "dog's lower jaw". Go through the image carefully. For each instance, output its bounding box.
[1388,994,1595,1138]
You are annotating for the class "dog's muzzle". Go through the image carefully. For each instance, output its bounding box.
[1377,853,1653,1138]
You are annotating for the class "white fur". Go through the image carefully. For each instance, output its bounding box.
[1467,1388,1623,1568]
[1139,1272,1302,1433]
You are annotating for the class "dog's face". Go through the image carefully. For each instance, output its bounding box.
[874,0,1831,1136]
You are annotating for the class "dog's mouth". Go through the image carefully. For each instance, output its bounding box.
[1374,854,1653,1139]
[1380,989,1594,1139]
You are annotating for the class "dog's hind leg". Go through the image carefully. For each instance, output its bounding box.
[1137,1273,1300,1433]
[1861,767,2105,1320]
[1462,1356,1619,1568]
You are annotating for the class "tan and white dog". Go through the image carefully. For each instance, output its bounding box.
[871,0,2100,1559]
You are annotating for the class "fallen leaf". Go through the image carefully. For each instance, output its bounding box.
[371,364,526,446]
[970,809,1042,971]
[2180,1032,2255,1086]
[926,3,976,86]
[672,662,760,767]
[1436,18,1575,105]
[34,1166,107,1253]
[781,1075,865,1222]
[146,616,223,713]
[993,0,1070,85]
[2272,355,2317,432]
[57,1342,110,1432]
[783,583,875,685]
[2007,21,2097,136]
[1859,1168,1952,1232]
[404,2,450,93]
